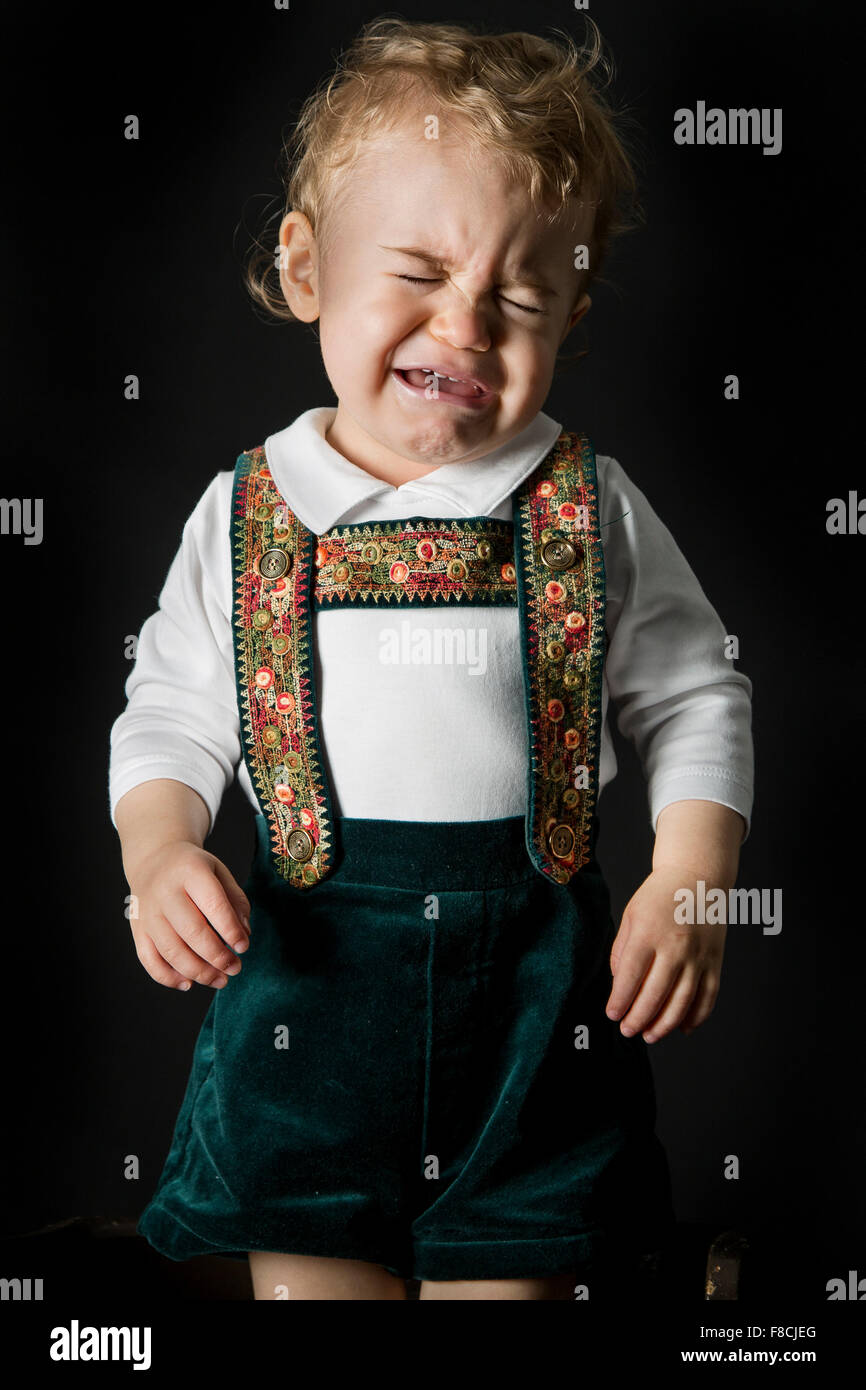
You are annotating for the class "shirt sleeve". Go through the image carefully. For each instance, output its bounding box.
[107,472,240,837]
[597,454,754,842]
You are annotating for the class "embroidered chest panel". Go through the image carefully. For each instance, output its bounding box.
[230,430,606,888]
[313,519,517,606]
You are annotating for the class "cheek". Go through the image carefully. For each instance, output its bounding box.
[325,300,415,392]
[505,333,556,398]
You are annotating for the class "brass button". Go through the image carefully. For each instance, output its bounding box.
[549,823,575,859]
[287,828,314,862]
[541,538,578,572]
[258,548,291,580]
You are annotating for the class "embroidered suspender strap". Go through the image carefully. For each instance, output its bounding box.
[312,518,517,607]
[231,447,336,889]
[512,430,607,885]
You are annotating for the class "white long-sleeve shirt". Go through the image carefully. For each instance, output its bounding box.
[108,407,754,840]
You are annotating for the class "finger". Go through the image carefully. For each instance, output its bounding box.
[183,862,251,956]
[679,971,720,1035]
[618,959,684,1038]
[606,941,656,1022]
[608,912,637,974]
[641,969,700,1043]
[134,929,193,991]
[211,859,253,944]
[149,912,234,988]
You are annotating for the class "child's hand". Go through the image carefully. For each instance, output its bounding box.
[127,842,253,992]
[605,865,727,1044]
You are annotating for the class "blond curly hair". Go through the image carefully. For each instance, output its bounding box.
[242,15,643,325]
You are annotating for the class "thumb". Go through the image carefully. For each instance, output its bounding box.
[211,858,253,936]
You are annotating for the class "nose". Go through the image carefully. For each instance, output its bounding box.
[428,304,492,356]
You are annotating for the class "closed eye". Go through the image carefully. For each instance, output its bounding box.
[396,274,545,315]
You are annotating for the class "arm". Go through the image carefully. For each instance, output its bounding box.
[108,472,241,838]
[652,798,745,888]
[596,455,755,1041]
[599,454,754,842]
[114,777,210,884]
[109,474,252,989]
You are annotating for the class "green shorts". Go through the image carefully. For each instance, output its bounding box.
[137,812,674,1283]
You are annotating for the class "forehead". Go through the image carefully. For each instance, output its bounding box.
[325,120,595,267]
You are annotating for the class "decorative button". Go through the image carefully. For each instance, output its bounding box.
[287,828,314,862]
[258,548,291,580]
[549,823,576,859]
[541,538,578,571]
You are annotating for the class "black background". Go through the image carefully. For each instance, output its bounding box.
[3,0,862,1301]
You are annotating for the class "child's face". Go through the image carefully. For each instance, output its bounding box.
[279,119,594,483]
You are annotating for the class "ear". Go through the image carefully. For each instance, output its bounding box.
[278,211,320,323]
[559,290,591,346]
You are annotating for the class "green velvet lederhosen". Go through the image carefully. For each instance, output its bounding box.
[136,430,675,1284]
[137,809,674,1283]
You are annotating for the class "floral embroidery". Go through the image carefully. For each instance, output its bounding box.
[313,519,517,606]
[512,430,605,885]
[231,449,334,888]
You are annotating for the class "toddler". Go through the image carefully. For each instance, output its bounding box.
[109,17,753,1301]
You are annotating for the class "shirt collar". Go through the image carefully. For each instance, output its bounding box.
[263,406,563,534]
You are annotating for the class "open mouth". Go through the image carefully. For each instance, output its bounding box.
[393,367,492,403]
